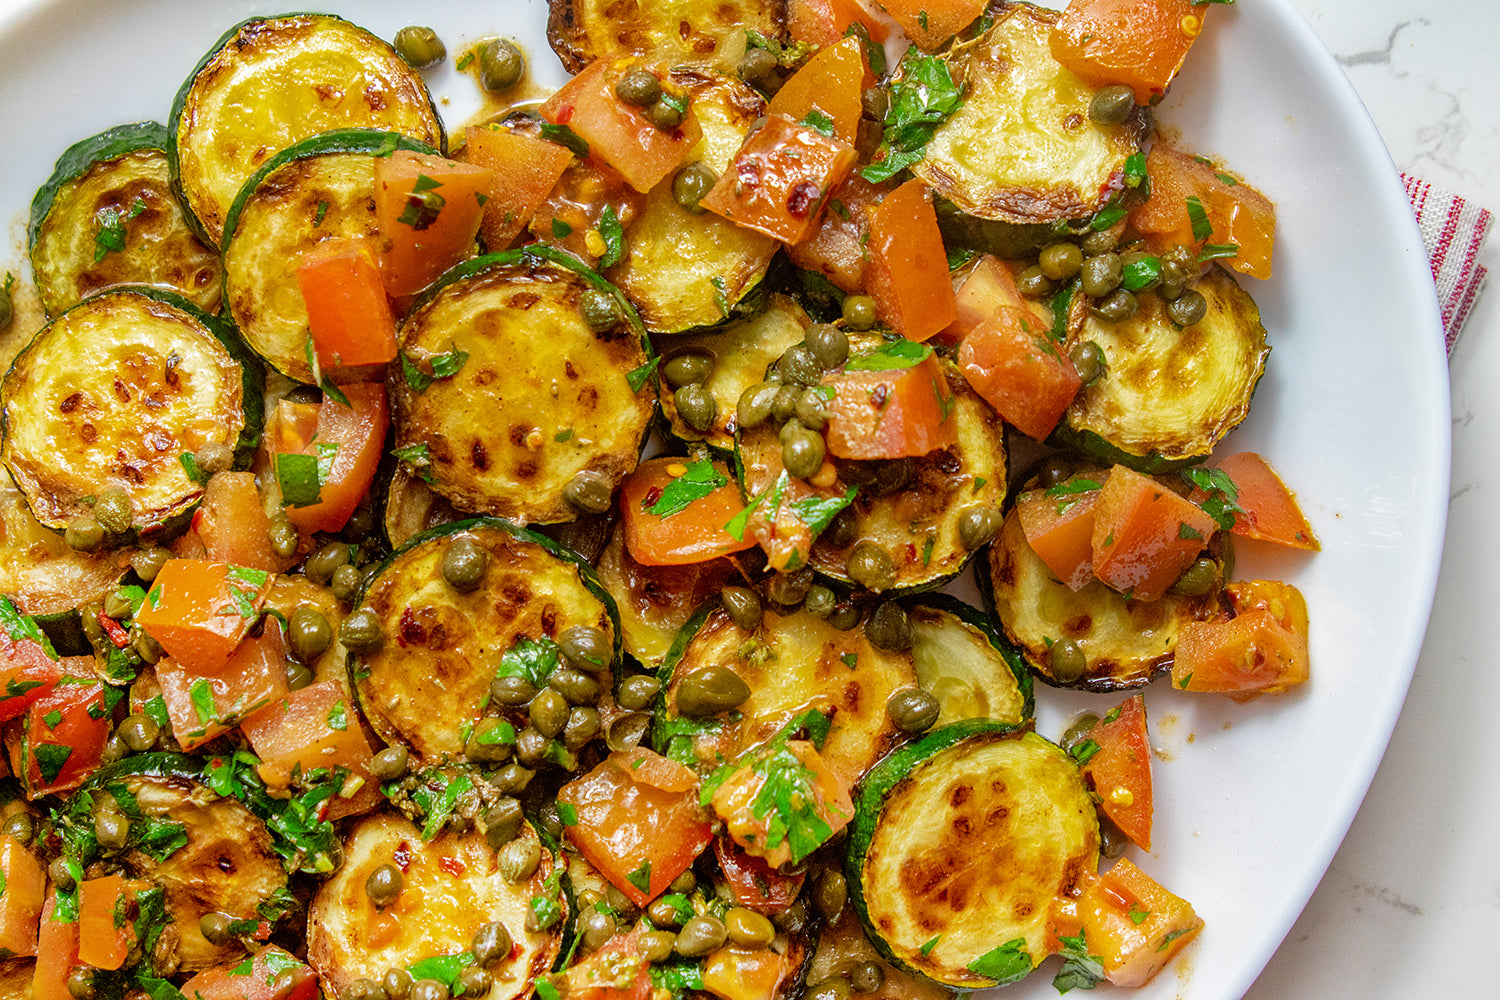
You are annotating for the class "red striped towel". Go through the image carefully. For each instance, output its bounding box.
[1403,173,1492,355]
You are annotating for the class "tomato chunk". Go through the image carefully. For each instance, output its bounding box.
[241,679,377,820]
[1131,144,1276,280]
[0,597,62,722]
[32,888,79,1000]
[270,383,389,535]
[1080,695,1153,850]
[374,149,492,297]
[822,348,958,460]
[709,740,853,869]
[1208,452,1319,550]
[1090,465,1216,602]
[463,125,574,250]
[620,458,758,567]
[1015,482,1102,591]
[555,924,652,1000]
[714,835,806,915]
[156,624,290,751]
[702,945,791,1000]
[765,36,869,146]
[788,0,891,46]
[296,236,397,378]
[180,944,320,1000]
[136,560,273,675]
[0,833,45,957]
[701,113,857,245]
[864,178,958,343]
[9,672,110,797]
[194,471,287,573]
[958,308,1081,440]
[1172,580,1310,700]
[787,174,886,293]
[1049,0,1209,105]
[558,749,714,906]
[881,0,988,50]
[1051,859,1203,988]
[77,874,134,970]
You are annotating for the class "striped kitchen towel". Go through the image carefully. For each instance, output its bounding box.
[1404,173,1492,355]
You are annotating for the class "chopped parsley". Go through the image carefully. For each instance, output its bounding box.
[1180,466,1242,530]
[844,339,932,372]
[398,175,446,230]
[93,197,147,261]
[1185,194,1213,241]
[647,460,728,518]
[965,938,1032,985]
[1052,929,1105,993]
[860,54,965,183]
[597,205,626,269]
[626,357,660,393]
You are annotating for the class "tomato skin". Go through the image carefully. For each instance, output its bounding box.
[179,944,320,1000]
[462,125,574,250]
[156,624,290,751]
[31,889,79,1000]
[9,672,110,798]
[1206,452,1319,550]
[787,174,886,293]
[1080,694,1153,850]
[556,925,652,1000]
[195,471,290,573]
[1172,580,1310,700]
[713,835,806,915]
[1049,0,1208,105]
[620,458,756,567]
[880,0,988,50]
[788,0,891,46]
[702,114,858,245]
[1049,859,1203,988]
[765,36,870,146]
[1015,485,1101,591]
[1090,465,1217,602]
[1131,144,1276,280]
[77,873,133,970]
[0,632,62,723]
[374,150,493,297]
[864,178,958,343]
[822,353,959,460]
[135,559,273,676]
[296,236,397,375]
[958,308,1082,441]
[701,944,791,1000]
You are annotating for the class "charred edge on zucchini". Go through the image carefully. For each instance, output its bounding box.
[547,0,790,75]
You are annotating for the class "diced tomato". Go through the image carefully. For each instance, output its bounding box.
[880,0,988,50]
[31,888,79,1000]
[0,599,62,722]
[270,383,389,535]
[701,113,857,245]
[296,236,397,378]
[556,924,652,1000]
[463,125,574,250]
[702,944,791,1000]
[864,178,958,343]
[714,835,806,915]
[194,471,288,573]
[374,149,493,297]
[9,675,110,797]
[1049,0,1209,105]
[765,36,870,146]
[1090,465,1217,602]
[620,458,757,567]
[135,559,273,675]
[241,679,377,820]
[0,833,46,957]
[77,874,135,970]
[788,0,891,46]
[958,308,1082,440]
[529,155,644,265]
[1050,859,1203,988]
[156,624,290,751]
[822,350,958,460]
[539,57,701,194]
[179,944,320,1000]
[1130,144,1276,280]
[1172,580,1310,700]
[709,740,852,869]
[1015,483,1102,591]
[742,472,824,574]
[1080,695,1153,851]
[786,174,886,293]
[945,255,1029,343]
[557,749,714,906]
[1207,452,1319,550]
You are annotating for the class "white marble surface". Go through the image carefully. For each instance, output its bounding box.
[1248,1,1500,997]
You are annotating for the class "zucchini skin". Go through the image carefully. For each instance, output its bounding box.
[28,120,168,239]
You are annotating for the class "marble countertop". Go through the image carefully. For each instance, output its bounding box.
[1249,1,1499,996]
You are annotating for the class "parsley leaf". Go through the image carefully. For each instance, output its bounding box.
[1185,195,1213,241]
[494,636,563,688]
[647,460,728,518]
[597,205,626,269]
[92,197,147,261]
[800,108,836,137]
[1069,738,1101,766]
[966,938,1033,985]
[860,54,965,183]
[789,485,858,538]
[1052,929,1106,993]
[539,122,590,158]
[626,357,660,393]
[1180,466,1242,530]
[844,339,932,372]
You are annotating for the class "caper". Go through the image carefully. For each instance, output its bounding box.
[500,837,542,883]
[1091,288,1138,322]
[563,470,614,514]
[199,911,235,946]
[778,343,825,386]
[102,586,134,621]
[1099,815,1130,859]
[739,46,779,85]
[93,490,135,537]
[288,604,333,663]
[781,422,826,480]
[472,920,514,966]
[676,665,750,718]
[467,718,516,763]
[131,626,162,664]
[366,863,403,907]
[1032,456,1074,490]
[617,674,661,711]
[1,812,35,846]
[805,978,853,1000]
[1167,288,1208,327]
[808,325,851,374]
[347,979,385,1000]
[117,713,160,753]
[441,536,488,593]
[515,727,551,768]
[813,867,848,922]
[1069,341,1106,386]
[1158,273,1186,302]
[410,979,450,1000]
[66,967,97,1000]
[1039,242,1084,281]
[49,857,76,890]
[394,25,445,68]
[640,928,678,963]
[330,563,364,605]
[850,961,886,994]
[645,96,686,130]
[794,387,830,432]
[846,541,895,592]
[766,567,813,607]
[865,603,912,654]
[1088,84,1136,125]
[100,733,130,766]
[546,666,598,706]
[383,968,414,1000]
[340,608,385,655]
[194,440,235,477]
[95,809,129,851]
[674,381,718,432]
[491,762,535,795]
[65,515,105,552]
[664,352,715,388]
[672,162,718,213]
[1080,252,1123,297]
[479,38,524,91]
[482,797,524,851]
[674,914,728,958]
[1050,637,1087,683]
[614,65,662,107]
[1015,265,1054,299]
[456,966,493,999]
[737,382,780,429]
[605,712,650,752]
[1080,229,1118,256]
[725,907,776,948]
[860,83,889,120]
[491,674,537,706]
[648,896,688,928]
[720,586,762,631]
[580,288,623,331]
[822,506,858,548]
[886,687,939,733]
[1059,713,1100,755]
[840,295,877,332]
[130,546,171,582]
[773,900,808,934]
[559,625,611,672]
[304,541,350,585]
[957,504,1002,550]
[563,706,602,748]
[370,745,410,781]
[269,515,300,559]
[669,869,697,894]
[529,688,570,738]
[1170,556,1221,597]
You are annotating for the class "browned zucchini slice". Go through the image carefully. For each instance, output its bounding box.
[0,474,123,622]
[548,0,788,75]
[169,13,444,245]
[388,249,654,525]
[906,595,1033,726]
[914,2,1146,223]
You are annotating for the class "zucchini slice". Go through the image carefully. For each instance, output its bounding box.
[0,473,123,624]
[914,2,1146,223]
[846,722,1099,990]
[28,121,222,318]
[547,0,788,75]
[383,463,466,550]
[221,128,437,383]
[0,287,261,534]
[906,595,1033,726]
[169,13,444,245]
[355,518,620,761]
[607,70,777,335]
[659,604,916,789]
[660,294,808,452]
[1054,267,1271,472]
[388,249,655,525]
[309,811,566,1000]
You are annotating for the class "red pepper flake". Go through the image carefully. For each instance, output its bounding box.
[98,612,131,649]
[393,841,412,872]
[438,856,467,877]
[786,181,821,218]
[398,606,426,647]
[641,486,663,509]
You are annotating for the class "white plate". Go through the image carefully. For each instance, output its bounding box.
[0,1,1448,997]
